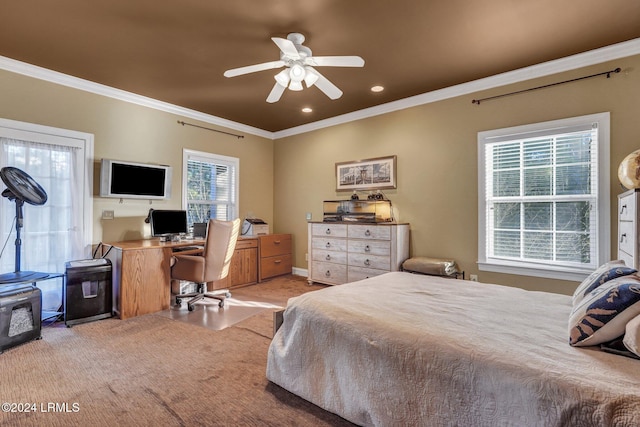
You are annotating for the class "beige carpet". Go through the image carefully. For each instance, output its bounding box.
[0,276,355,426]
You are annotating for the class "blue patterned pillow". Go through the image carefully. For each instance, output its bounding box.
[572,260,637,306]
[569,273,640,347]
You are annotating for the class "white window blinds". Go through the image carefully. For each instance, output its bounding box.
[478,113,610,280]
[183,150,238,226]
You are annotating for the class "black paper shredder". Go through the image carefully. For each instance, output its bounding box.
[0,283,42,353]
[64,259,112,327]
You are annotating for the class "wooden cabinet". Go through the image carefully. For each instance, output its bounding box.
[259,234,292,281]
[104,242,173,320]
[618,189,639,268]
[211,237,258,290]
[308,222,410,285]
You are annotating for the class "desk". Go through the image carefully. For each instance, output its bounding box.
[101,239,203,320]
[102,237,259,320]
[0,272,65,322]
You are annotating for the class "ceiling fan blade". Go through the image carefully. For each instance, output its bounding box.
[224,60,285,78]
[271,37,300,60]
[307,68,343,100]
[307,56,365,67]
[266,82,286,103]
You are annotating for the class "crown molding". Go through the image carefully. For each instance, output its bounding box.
[0,56,274,139]
[274,37,640,139]
[1,37,639,141]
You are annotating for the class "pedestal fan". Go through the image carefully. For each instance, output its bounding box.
[0,166,48,284]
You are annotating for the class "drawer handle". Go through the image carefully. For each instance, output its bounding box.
[621,204,628,215]
[365,229,371,237]
[621,233,627,243]
[325,254,331,260]
[326,242,331,248]
[274,259,282,264]
[364,259,370,266]
[365,245,371,252]
[325,270,331,277]
[273,240,281,245]
[326,228,331,235]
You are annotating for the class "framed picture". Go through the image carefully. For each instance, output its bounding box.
[335,155,397,192]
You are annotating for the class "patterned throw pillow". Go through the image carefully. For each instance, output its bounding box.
[572,260,637,306]
[569,273,640,346]
[623,314,640,357]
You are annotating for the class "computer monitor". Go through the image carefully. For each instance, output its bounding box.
[149,210,188,238]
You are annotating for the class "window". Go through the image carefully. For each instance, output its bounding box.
[478,113,610,281]
[182,149,238,227]
[0,118,93,310]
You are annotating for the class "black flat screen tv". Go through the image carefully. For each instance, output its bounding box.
[100,159,172,200]
[149,210,188,237]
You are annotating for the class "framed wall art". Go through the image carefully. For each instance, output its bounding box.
[335,155,397,192]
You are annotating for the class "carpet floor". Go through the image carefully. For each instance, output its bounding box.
[0,275,356,426]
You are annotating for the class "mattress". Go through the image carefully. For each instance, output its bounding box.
[266,272,640,426]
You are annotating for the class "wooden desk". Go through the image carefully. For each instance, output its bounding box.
[102,239,205,320]
[102,237,259,320]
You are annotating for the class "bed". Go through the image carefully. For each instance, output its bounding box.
[266,272,640,426]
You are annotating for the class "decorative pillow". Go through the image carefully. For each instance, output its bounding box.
[569,273,640,347]
[623,313,640,357]
[572,260,636,306]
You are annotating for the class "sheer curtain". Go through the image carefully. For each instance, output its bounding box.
[0,137,83,309]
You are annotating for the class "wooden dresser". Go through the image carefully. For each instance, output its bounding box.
[259,234,292,281]
[308,222,410,285]
[618,189,640,268]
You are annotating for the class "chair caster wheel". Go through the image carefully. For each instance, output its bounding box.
[175,298,181,306]
[225,292,231,298]
[218,300,225,308]
[188,304,194,311]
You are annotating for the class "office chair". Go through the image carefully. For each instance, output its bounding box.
[170,218,241,311]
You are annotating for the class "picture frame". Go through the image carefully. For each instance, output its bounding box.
[335,155,397,192]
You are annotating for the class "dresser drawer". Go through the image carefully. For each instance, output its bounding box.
[312,249,347,264]
[259,234,291,257]
[619,220,635,258]
[348,253,391,270]
[311,261,347,285]
[260,254,292,279]
[348,266,388,282]
[347,239,390,256]
[312,223,347,238]
[619,193,636,222]
[347,224,391,240]
[311,237,348,252]
[619,250,635,269]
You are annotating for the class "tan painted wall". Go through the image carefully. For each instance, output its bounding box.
[0,69,274,243]
[274,55,640,295]
[2,54,639,295]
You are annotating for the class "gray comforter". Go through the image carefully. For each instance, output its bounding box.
[266,272,640,426]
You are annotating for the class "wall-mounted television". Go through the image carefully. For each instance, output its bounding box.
[100,159,172,200]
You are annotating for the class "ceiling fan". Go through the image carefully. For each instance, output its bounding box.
[223,33,364,103]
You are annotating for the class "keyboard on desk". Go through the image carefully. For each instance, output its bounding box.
[172,245,204,253]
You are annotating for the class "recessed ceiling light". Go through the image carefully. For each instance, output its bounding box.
[302,107,313,113]
[371,85,384,93]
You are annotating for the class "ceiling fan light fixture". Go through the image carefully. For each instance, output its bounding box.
[289,64,306,82]
[304,67,319,87]
[289,80,304,91]
[274,69,290,87]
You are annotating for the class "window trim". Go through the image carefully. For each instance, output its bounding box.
[477,113,610,281]
[182,149,239,223]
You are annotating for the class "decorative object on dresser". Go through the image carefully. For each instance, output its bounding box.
[259,234,292,281]
[335,155,397,192]
[618,149,640,190]
[618,188,640,268]
[308,222,409,285]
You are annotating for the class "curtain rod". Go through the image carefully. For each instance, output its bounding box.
[471,67,621,105]
[177,120,244,139]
